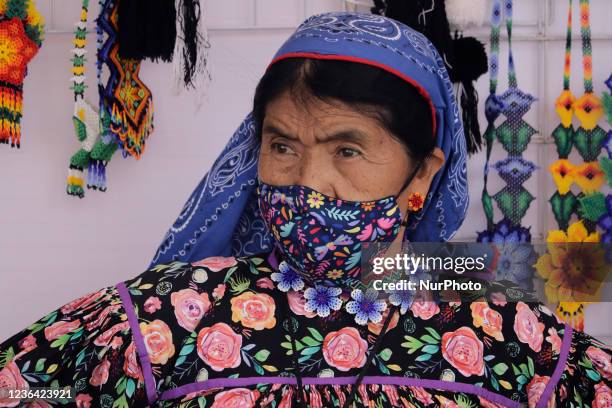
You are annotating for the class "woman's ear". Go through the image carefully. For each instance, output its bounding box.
[397,147,445,216]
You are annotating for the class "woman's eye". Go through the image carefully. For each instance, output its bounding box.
[271,143,293,155]
[338,147,361,158]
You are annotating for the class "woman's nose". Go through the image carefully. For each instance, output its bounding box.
[296,155,335,197]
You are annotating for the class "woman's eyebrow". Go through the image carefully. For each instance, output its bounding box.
[316,129,369,145]
[262,124,297,140]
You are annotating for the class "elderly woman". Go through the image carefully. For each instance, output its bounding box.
[1,12,610,408]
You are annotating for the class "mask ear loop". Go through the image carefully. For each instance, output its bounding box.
[398,159,425,228]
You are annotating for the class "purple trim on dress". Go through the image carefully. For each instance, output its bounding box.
[160,375,519,406]
[116,282,158,405]
[536,324,573,408]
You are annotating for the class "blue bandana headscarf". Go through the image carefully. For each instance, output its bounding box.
[150,12,468,266]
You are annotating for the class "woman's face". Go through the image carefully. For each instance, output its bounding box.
[258,90,445,218]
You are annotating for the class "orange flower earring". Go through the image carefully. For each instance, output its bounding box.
[407,192,425,212]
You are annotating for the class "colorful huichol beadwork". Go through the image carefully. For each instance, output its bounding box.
[478,0,537,250]
[67,0,154,198]
[0,0,44,149]
[541,0,607,331]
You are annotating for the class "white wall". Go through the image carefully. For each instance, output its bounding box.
[1,0,611,341]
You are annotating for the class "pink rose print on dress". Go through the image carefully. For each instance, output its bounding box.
[43,320,81,341]
[123,341,144,381]
[410,289,440,320]
[60,288,106,315]
[408,386,434,405]
[143,296,162,314]
[0,360,29,408]
[470,301,504,341]
[514,302,545,352]
[322,327,368,372]
[230,292,276,330]
[139,320,175,365]
[210,388,260,408]
[75,393,93,408]
[89,357,110,387]
[192,256,238,272]
[196,322,242,371]
[287,290,316,318]
[213,284,226,299]
[586,346,612,381]
[593,382,612,408]
[526,374,550,408]
[171,289,212,332]
[441,326,484,377]
[546,327,563,355]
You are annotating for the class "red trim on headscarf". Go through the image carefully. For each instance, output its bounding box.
[269,52,438,138]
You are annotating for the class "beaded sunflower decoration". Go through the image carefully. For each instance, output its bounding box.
[542,0,607,331]
[0,0,44,149]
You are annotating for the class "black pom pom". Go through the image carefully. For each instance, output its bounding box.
[118,0,177,63]
[451,36,488,82]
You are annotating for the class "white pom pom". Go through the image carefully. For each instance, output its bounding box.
[445,0,487,30]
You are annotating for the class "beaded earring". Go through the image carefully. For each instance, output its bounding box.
[407,192,425,212]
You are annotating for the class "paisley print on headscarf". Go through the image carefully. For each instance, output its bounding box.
[257,182,403,287]
[150,12,468,266]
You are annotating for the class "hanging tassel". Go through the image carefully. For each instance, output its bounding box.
[372,0,488,154]
[118,0,177,62]
[0,82,24,148]
[452,35,488,153]
[172,0,212,108]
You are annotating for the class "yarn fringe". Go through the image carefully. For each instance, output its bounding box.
[0,83,24,148]
[172,0,211,109]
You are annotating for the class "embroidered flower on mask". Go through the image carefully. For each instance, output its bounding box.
[271,261,304,292]
[326,269,344,280]
[346,288,387,325]
[555,90,576,128]
[574,92,604,131]
[303,285,342,318]
[306,191,325,209]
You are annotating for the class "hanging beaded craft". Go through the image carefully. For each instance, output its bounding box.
[67,0,154,198]
[0,0,44,148]
[477,0,538,248]
[543,0,607,331]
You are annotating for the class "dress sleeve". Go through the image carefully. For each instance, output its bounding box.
[0,285,150,407]
[549,329,612,407]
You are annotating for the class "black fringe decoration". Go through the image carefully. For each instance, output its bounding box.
[118,0,177,62]
[453,35,488,154]
[178,0,204,87]
[372,0,488,155]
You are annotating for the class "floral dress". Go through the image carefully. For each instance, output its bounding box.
[0,251,610,408]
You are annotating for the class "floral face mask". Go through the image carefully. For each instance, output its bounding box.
[257,163,422,289]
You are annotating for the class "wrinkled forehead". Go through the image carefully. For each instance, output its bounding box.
[268,12,448,137]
